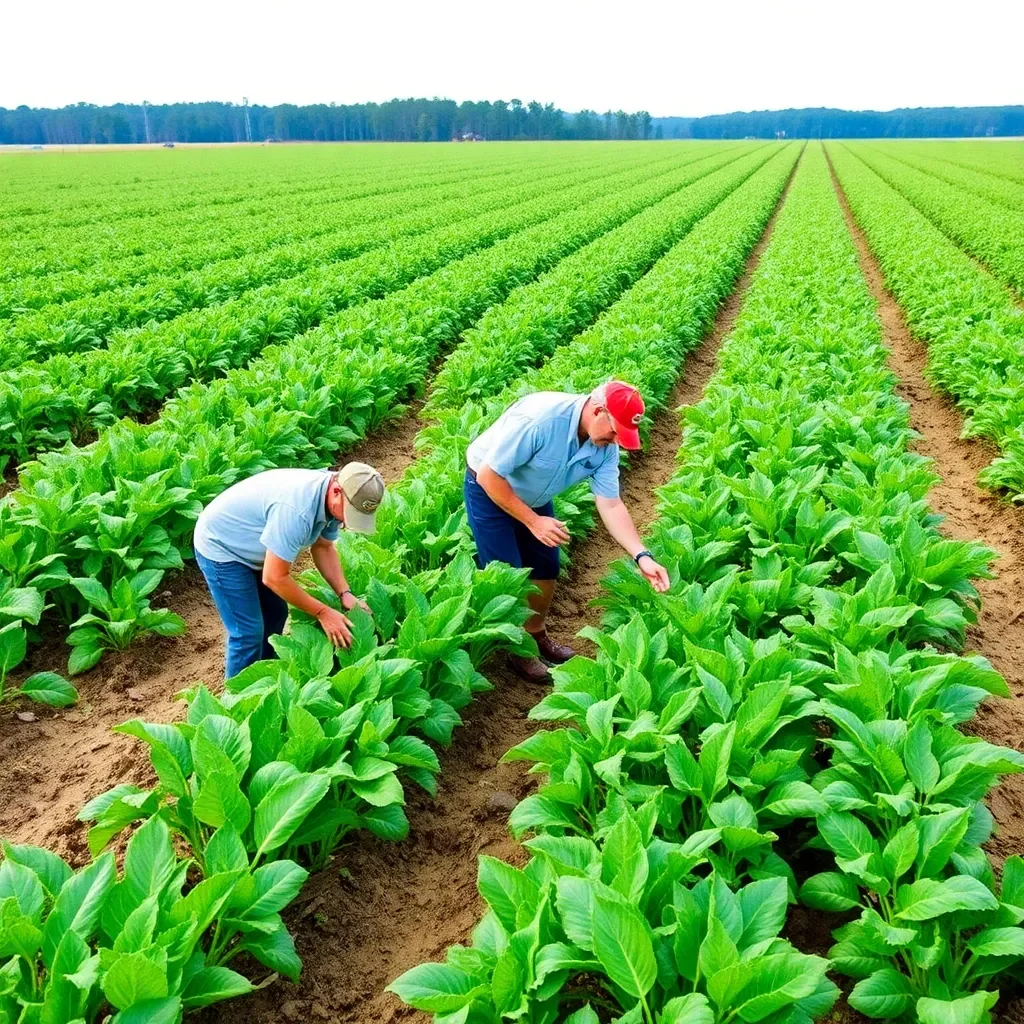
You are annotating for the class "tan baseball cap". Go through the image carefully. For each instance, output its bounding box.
[336,462,385,534]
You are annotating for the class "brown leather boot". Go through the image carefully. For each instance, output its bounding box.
[507,653,552,685]
[532,630,576,665]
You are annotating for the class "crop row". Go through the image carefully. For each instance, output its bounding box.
[0,146,673,364]
[911,142,1024,188]
[0,148,628,322]
[422,142,789,415]
[390,143,1024,1024]
[844,144,1024,297]
[2,145,483,235]
[0,146,570,284]
[374,144,800,574]
[0,146,765,675]
[0,150,722,468]
[865,144,1024,213]
[828,144,1024,499]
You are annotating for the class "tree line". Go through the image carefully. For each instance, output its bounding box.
[0,98,655,145]
[674,105,1024,139]
[3,100,1021,146]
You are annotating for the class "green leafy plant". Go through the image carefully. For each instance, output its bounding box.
[389,806,836,1023]
[0,814,304,1023]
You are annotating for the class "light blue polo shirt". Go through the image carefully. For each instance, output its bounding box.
[194,468,341,569]
[467,392,620,508]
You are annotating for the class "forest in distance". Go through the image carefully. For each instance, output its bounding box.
[2,98,1022,146]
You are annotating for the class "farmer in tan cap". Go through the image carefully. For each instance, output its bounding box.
[194,462,385,678]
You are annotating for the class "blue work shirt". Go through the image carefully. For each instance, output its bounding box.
[467,392,620,508]
[194,468,341,569]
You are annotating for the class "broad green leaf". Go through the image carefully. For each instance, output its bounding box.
[1,843,71,899]
[800,871,861,912]
[123,815,177,900]
[904,721,940,794]
[849,967,915,1018]
[700,721,736,803]
[110,998,182,1024]
[239,921,303,982]
[41,853,115,968]
[102,951,169,1010]
[194,770,252,834]
[896,876,999,921]
[18,673,78,708]
[967,927,1024,957]
[882,822,919,883]
[181,966,254,1008]
[253,773,331,858]
[477,856,539,935]
[0,860,45,919]
[387,962,485,1013]
[245,861,309,918]
[738,877,788,947]
[591,890,656,999]
[659,994,714,1024]
[916,991,999,1024]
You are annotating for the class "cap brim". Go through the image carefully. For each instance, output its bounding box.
[343,495,377,534]
[615,422,642,451]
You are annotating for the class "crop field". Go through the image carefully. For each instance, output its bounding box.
[2,137,1024,1024]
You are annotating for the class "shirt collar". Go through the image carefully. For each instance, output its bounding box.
[315,470,337,528]
[567,395,588,453]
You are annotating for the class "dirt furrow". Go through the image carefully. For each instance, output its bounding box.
[827,152,1024,868]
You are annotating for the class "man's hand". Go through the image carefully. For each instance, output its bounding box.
[317,605,353,648]
[341,590,371,615]
[637,554,670,593]
[529,515,571,548]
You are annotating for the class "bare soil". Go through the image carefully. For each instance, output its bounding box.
[830,151,1024,1023]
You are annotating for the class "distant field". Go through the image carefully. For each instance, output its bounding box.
[3,138,1024,1024]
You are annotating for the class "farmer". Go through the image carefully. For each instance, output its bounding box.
[464,380,670,683]
[193,462,385,679]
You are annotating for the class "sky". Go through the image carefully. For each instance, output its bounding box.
[4,0,1022,116]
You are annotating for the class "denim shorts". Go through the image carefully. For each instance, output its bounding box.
[463,468,559,580]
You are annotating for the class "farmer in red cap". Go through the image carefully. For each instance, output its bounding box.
[465,380,670,683]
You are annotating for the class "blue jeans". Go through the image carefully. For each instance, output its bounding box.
[195,551,289,680]
[463,469,560,580]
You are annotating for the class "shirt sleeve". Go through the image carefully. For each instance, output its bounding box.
[259,504,311,563]
[483,415,542,478]
[319,519,341,542]
[589,447,621,500]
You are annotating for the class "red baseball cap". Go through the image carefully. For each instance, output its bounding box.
[603,380,645,450]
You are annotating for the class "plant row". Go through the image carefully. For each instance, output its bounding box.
[828,144,1024,500]
[844,144,1024,297]
[0,147,661,328]
[0,147,662,365]
[423,143,788,415]
[373,144,800,575]
[1,145,685,278]
[0,151,717,469]
[0,147,758,673]
[2,145,475,243]
[878,143,1024,190]
[389,144,1024,1024]
[865,145,1024,213]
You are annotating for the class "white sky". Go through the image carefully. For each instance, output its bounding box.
[3,0,1021,116]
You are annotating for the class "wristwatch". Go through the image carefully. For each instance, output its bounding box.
[633,550,654,566]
